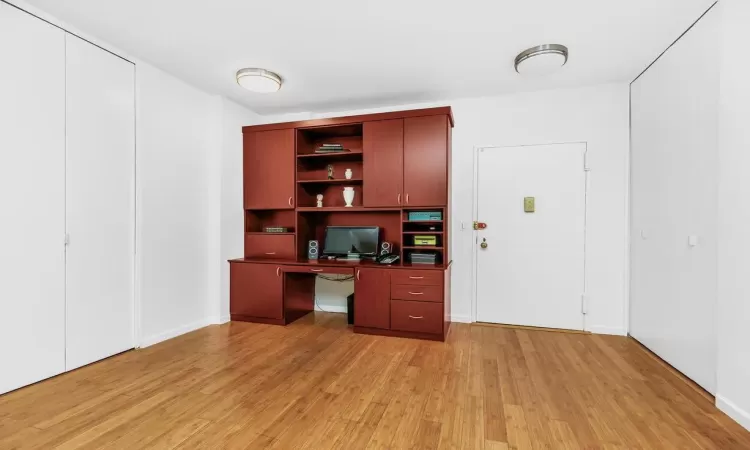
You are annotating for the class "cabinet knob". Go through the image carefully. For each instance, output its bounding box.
[276,267,281,277]
[288,197,293,207]
[397,193,401,205]
[356,269,360,281]
[406,194,409,204]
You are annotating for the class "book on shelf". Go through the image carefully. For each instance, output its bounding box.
[314,147,350,153]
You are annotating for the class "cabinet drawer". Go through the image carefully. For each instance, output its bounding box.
[283,266,353,276]
[390,300,443,335]
[391,270,443,286]
[391,284,442,303]
[244,234,295,259]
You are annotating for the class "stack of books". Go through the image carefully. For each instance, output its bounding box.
[315,143,349,154]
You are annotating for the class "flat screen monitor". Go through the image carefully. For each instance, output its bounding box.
[323,226,379,257]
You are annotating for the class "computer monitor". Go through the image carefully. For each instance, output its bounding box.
[323,226,379,257]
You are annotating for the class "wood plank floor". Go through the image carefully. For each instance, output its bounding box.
[1,312,748,449]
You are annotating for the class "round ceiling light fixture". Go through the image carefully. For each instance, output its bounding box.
[514,44,569,75]
[236,68,282,93]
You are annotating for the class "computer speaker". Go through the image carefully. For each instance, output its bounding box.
[307,240,319,260]
[380,242,392,255]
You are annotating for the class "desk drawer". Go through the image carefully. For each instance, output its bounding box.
[391,284,442,303]
[283,266,354,276]
[390,300,443,335]
[244,234,295,259]
[391,270,442,286]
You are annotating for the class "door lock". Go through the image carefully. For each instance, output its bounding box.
[473,221,487,230]
[480,238,488,249]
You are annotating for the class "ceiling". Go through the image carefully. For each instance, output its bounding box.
[23,0,715,115]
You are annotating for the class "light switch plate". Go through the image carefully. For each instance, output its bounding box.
[524,197,535,213]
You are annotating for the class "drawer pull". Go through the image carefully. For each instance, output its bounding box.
[288,197,294,207]
[311,269,324,272]
[408,276,424,280]
[408,315,424,320]
[276,267,281,277]
[265,252,277,255]
[408,292,424,295]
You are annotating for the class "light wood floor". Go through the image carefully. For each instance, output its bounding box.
[1,313,748,449]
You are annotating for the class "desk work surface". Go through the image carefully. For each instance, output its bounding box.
[228,257,452,271]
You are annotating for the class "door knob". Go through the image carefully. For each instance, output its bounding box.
[480,238,488,249]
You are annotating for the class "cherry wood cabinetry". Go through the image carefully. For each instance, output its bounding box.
[403,116,449,207]
[363,119,404,207]
[230,263,283,321]
[353,268,391,330]
[243,129,295,209]
[232,107,453,341]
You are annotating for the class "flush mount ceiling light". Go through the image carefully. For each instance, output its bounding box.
[514,44,569,76]
[236,68,282,93]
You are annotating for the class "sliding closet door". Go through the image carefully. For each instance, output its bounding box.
[65,35,135,370]
[0,3,66,394]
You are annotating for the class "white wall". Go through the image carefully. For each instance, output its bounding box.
[629,6,719,394]
[224,84,631,334]
[136,63,222,346]
[717,0,750,431]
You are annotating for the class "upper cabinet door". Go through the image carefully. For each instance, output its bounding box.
[363,119,404,207]
[244,129,295,209]
[403,116,449,207]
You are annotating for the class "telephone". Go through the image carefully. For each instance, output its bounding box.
[376,254,400,265]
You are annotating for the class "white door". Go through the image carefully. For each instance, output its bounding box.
[475,144,586,331]
[65,35,135,370]
[0,3,66,394]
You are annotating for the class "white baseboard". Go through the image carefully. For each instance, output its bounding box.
[587,325,628,336]
[315,304,347,314]
[139,317,213,348]
[717,395,750,431]
[217,315,231,324]
[451,315,473,323]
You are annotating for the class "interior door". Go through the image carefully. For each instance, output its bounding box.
[244,129,296,209]
[230,264,283,320]
[475,144,586,331]
[354,268,391,329]
[403,116,448,207]
[363,119,404,207]
[65,35,135,371]
[0,3,66,395]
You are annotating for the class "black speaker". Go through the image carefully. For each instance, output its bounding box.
[380,242,392,255]
[307,240,319,260]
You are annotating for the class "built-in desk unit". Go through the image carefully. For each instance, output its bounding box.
[229,107,453,341]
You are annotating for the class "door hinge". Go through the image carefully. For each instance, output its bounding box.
[64,233,70,247]
[581,293,589,315]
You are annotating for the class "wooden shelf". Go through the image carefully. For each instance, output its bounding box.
[402,246,444,250]
[297,178,363,185]
[297,151,363,160]
[297,207,401,212]
[403,231,444,235]
[245,232,294,236]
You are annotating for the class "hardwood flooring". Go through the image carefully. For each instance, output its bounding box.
[1,312,748,449]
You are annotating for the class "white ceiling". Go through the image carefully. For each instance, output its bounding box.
[23,0,715,115]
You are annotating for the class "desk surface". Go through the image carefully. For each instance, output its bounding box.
[228,257,451,271]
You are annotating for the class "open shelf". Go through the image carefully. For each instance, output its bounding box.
[297,207,400,212]
[297,178,363,185]
[402,246,443,250]
[296,151,363,160]
[402,231,444,235]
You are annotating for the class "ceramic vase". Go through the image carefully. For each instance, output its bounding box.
[343,187,355,207]
[345,168,353,180]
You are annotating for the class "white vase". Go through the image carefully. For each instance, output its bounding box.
[345,168,353,180]
[343,187,355,207]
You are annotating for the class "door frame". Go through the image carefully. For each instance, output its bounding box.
[470,142,590,329]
